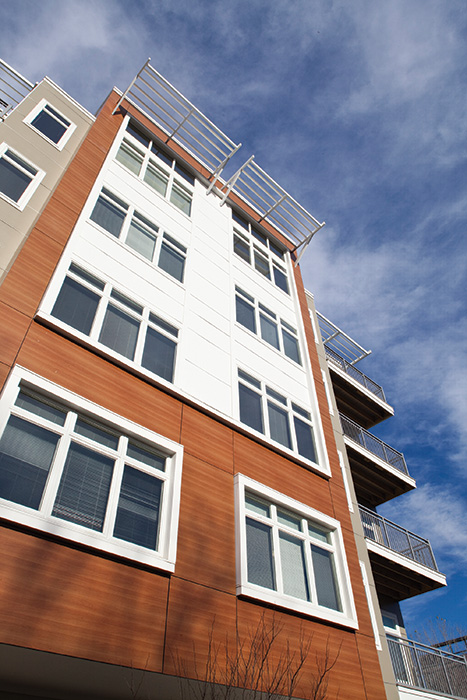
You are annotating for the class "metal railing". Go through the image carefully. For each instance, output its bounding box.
[340,413,409,476]
[388,635,467,698]
[0,59,33,118]
[359,505,439,571]
[325,346,386,401]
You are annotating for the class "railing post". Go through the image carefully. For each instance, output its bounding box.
[440,650,454,696]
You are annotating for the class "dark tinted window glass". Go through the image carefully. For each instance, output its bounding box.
[90,195,126,237]
[311,545,341,611]
[239,383,264,434]
[234,234,250,263]
[267,402,292,449]
[273,266,289,294]
[159,242,185,282]
[236,296,256,333]
[260,314,279,349]
[0,157,32,202]
[52,277,100,335]
[294,417,317,462]
[282,329,301,364]
[246,518,275,589]
[99,305,140,360]
[141,327,176,382]
[31,110,68,143]
[114,467,162,550]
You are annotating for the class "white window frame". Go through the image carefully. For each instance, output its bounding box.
[232,212,289,294]
[0,143,45,210]
[235,474,358,628]
[115,122,194,217]
[24,99,76,150]
[89,187,187,284]
[237,368,321,469]
[0,367,183,571]
[235,286,301,364]
[40,261,179,386]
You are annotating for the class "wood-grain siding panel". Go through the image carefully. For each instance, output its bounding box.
[0,526,168,670]
[16,323,183,443]
[175,454,236,592]
[233,432,333,516]
[355,632,389,700]
[180,405,234,473]
[0,302,30,368]
[235,601,369,699]
[163,578,237,677]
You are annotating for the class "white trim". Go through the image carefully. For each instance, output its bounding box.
[337,450,354,513]
[234,474,358,629]
[321,369,334,416]
[365,539,447,586]
[41,77,95,120]
[23,98,77,150]
[0,143,45,210]
[0,366,183,572]
[359,560,382,650]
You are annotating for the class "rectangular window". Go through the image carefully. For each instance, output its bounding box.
[50,264,178,384]
[0,144,44,210]
[235,474,358,627]
[89,188,187,283]
[115,121,194,216]
[235,288,301,364]
[24,100,76,149]
[0,368,183,571]
[232,211,289,294]
[237,370,318,464]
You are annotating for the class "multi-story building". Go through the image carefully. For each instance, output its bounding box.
[0,58,465,700]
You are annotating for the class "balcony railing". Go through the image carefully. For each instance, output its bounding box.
[0,59,33,118]
[359,505,439,571]
[325,346,386,402]
[388,635,467,698]
[340,413,409,476]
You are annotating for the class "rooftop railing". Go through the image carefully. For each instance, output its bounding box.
[324,346,386,401]
[0,59,33,118]
[359,505,439,571]
[340,413,409,476]
[387,635,467,698]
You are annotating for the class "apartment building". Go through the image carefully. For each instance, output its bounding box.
[0,58,465,700]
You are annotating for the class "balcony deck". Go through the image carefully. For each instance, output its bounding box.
[340,413,415,507]
[326,346,393,428]
[359,506,446,599]
[388,635,467,699]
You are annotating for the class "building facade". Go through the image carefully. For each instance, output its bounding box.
[0,59,465,700]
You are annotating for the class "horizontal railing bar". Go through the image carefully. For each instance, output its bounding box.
[325,346,386,400]
[340,413,409,475]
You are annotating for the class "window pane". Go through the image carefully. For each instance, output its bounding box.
[277,508,301,531]
[236,296,256,333]
[234,234,250,263]
[273,266,289,294]
[116,141,143,175]
[0,416,58,509]
[245,493,270,518]
[311,545,342,611]
[267,402,292,449]
[127,442,166,471]
[260,314,279,349]
[99,304,140,360]
[294,417,317,463]
[31,110,67,143]
[170,183,192,215]
[239,383,264,434]
[282,329,301,364]
[246,518,275,589]
[254,251,270,279]
[15,392,67,425]
[126,218,157,261]
[113,466,162,550]
[308,522,331,544]
[90,195,126,237]
[52,443,114,532]
[0,157,32,202]
[75,418,119,450]
[159,242,185,282]
[279,532,309,600]
[52,277,100,335]
[141,326,176,382]
[144,162,168,195]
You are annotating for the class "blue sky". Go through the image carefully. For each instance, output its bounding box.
[2,0,466,640]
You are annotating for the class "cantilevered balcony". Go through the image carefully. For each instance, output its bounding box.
[325,346,393,428]
[388,635,467,699]
[340,413,415,507]
[359,506,446,599]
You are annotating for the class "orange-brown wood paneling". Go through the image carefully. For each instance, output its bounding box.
[175,453,236,593]
[355,633,389,700]
[15,324,183,444]
[0,526,169,671]
[233,431,333,516]
[180,404,234,473]
[0,302,31,370]
[163,577,237,678]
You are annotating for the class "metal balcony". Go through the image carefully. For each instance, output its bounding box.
[340,413,409,476]
[359,506,439,571]
[325,346,386,400]
[388,635,467,698]
[0,59,33,118]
